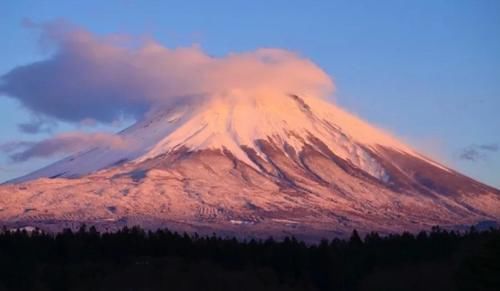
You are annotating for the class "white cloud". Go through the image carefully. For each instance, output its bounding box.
[0,20,334,125]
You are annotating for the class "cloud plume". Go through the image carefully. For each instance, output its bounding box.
[0,20,334,126]
[1,132,130,162]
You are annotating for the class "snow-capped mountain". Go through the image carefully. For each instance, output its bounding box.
[1,93,499,239]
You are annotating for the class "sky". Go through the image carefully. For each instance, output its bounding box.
[0,0,499,188]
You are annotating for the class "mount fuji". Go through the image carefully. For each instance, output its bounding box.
[1,92,499,239]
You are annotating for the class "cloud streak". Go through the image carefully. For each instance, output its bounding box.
[1,132,130,162]
[0,20,334,126]
[459,143,499,161]
[17,117,57,134]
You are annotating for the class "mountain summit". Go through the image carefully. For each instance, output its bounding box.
[1,93,499,238]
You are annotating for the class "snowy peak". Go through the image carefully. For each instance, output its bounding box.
[12,92,443,183]
[137,92,413,178]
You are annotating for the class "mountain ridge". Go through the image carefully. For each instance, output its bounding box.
[1,92,499,239]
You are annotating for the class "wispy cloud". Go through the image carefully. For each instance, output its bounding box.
[1,132,130,162]
[17,117,57,134]
[459,143,499,161]
[478,144,499,152]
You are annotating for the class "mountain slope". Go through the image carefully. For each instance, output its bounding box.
[1,93,499,239]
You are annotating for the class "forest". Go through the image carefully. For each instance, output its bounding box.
[0,225,498,291]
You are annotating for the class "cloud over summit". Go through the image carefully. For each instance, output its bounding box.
[0,21,334,126]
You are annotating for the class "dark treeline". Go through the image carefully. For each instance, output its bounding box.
[0,226,499,291]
